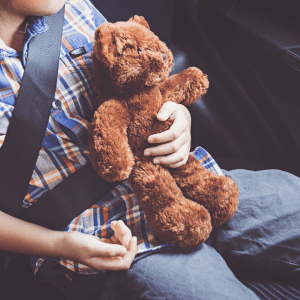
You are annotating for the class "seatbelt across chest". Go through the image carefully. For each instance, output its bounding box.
[0,7,65,216]
[0,6,119,229]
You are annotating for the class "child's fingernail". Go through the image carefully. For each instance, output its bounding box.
[144,150,151,156]
[157,113,168,120]
[153,158,159,164]
[148,136,154,143]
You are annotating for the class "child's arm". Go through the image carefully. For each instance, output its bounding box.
[0,211,137,271]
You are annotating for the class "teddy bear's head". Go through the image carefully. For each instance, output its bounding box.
[92,16,173,96]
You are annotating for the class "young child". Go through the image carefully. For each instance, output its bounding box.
[0,0,204,286]
[1,1,299,299]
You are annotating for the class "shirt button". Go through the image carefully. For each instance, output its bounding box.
[52,99,62,109]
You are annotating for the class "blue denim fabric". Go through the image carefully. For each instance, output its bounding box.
[41,246,259,300]
[40,169,300,299]
[206,169,300,280]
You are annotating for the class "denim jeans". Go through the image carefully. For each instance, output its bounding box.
[40,169,300,299]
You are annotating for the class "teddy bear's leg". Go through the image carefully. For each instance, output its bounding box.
[170,155,239,228]
[129,159,212,249]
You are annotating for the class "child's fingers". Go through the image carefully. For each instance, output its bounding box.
[101,236,121,245]
[111,220,130,236]
[147,122,185,144]
[93,240,127,258]
[111,220,132,248]
[123,236,138,266]
[152,145,190,167]
[147,104,189,146]
[89,236,137,271]
[145,132,187,158]
[156,101,177,121]
[163,152,190,168]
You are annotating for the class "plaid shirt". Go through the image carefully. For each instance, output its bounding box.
[0,0,224,279]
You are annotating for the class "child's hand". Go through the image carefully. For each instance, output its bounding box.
[144,101,191,168]
[59,220,137,271]
[107,220,133,249]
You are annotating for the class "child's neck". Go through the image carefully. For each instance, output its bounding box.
[0,11,27,51]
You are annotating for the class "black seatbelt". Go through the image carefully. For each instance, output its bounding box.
[0,6,120,230]
[0,7,65,216]
[19,162,121,230]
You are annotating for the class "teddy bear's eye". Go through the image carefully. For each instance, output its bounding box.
[138,49,142,55]
[162,52,168,61]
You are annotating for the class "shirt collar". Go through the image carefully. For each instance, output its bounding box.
[22,16,49,65]
[0,38,19,59]
[25,16,49,38]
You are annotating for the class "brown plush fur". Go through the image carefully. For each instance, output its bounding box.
[89,16,239,249]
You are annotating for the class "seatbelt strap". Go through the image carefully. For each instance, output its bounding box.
[19,162,121,230]
[0,7,65,216]
[0,6,120,230]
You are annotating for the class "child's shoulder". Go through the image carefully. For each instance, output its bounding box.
[65,0,95,17]
[66,0,93,9]
[60,0,106,56]
[64,0,106,29]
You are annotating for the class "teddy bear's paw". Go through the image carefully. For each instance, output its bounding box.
[100,166,132,182]
[93,157,134,182]
[181,67,209,105]
[89,140,135,182]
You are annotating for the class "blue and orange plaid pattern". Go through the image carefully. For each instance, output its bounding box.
[1,0,105,208]
[0,0,224,278]
[33,147,224,277]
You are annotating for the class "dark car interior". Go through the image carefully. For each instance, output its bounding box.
[1,0,300,299]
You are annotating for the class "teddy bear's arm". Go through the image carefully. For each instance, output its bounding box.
[160,67,209,106]
[88,99,135,182]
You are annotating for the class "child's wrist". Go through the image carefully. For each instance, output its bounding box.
[49,231,71,259]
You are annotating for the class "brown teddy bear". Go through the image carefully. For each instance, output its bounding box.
[89,16,239,249]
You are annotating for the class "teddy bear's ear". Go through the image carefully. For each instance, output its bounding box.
[94,23,116,69]
[128,15,150,30]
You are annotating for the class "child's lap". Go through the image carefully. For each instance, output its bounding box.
[40,168,300,299]
[41,245,259,300]
[207,168,300,279]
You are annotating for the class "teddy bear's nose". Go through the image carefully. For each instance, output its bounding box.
[161,52,168,61]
